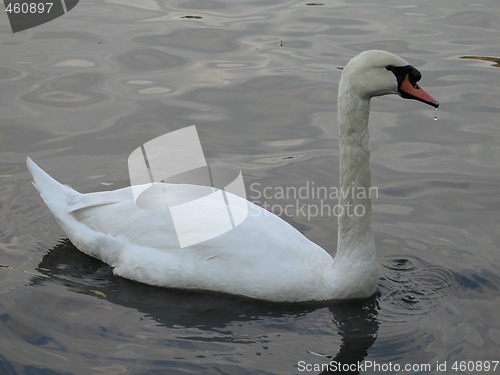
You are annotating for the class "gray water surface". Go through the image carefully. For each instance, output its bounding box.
[1,0,500,374]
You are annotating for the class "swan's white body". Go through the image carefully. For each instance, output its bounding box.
[27,51,438,302]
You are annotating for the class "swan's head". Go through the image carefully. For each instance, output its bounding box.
[341,50,439,108]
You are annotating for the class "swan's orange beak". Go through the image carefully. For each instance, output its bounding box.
[400,74,439,108]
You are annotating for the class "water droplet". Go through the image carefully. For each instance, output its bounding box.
[402,294,418,304]
[433,116,438,121]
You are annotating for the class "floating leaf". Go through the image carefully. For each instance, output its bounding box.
[99,303,113,310]
[90,289,107,298]
[200,107,215,112]
[0,264,28,273]
[460,55,500,68]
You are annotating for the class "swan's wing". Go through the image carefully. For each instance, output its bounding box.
[27,157,331,259]
[27,156,256,252]
[67,188,133,212]
[28,157,334,300]
[27,157,136,213]
[68,182,257,253]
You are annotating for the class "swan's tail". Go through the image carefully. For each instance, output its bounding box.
[26,157,81,215]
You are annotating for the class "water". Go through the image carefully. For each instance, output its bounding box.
[1,0,500,374]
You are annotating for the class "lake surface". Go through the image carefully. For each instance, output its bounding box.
[1,0,500,374]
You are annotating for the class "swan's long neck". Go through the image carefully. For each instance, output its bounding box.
[336,81,375,261]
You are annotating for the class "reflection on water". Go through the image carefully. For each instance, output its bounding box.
[11,237,493,374]
[13,236,477,374]
[27,241,378,375]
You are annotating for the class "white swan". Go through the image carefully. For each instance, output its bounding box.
[27,50,439,303]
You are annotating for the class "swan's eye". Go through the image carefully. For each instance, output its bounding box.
[385,65,409,77]
[408,67,422,86]
[386,65,422,89]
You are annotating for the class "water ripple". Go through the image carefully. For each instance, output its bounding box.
[380,255,458,320]
[21,73,108,107]
[113,48,185,71]
[135,28,240,53]
[0,66,24,80]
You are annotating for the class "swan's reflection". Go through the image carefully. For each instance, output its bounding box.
[34,240,379,373]
[319,299,378,375]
